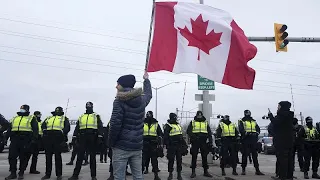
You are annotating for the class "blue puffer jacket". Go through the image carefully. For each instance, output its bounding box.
[109,79,152,151]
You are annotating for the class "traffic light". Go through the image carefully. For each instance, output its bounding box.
[274,23,289,52]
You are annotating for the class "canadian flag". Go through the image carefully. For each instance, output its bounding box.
[147,2,257,89]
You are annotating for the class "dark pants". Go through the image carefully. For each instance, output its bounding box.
[72,133,97,177]
[100,145,107,162]
[241,142,259,169]
[220,140,237,169]
[293,143,304,171]
[276,147,294,179]
[190,141,209,169]
[25,137,41,172]
[70,148,77,162]
[304,144,320,173]
[43,133,64,177]
[143,143,159,172]
[8,135,32,173]
[70,147,88,163]
[167,144,182,172]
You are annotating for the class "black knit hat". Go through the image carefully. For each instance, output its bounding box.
[34,111,41,116]
[278,101,291,111]
[20,104,30,112]
[169,113,177,120]
[196,111,203,116]
[117,74,136,88]
[86,101,93,108]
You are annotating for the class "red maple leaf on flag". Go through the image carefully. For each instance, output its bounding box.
[178,14,223,60]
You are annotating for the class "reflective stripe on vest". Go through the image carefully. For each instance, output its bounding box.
[243,121,257,133]
[220,122,236,137]
[79,113,98,129]
[305,126,317,140]
[143,123,158,136]
[167,123,182,136]
[38,122,43,135]
[11,116,33,132]
[191,120,208,133]
[46,116,65,130]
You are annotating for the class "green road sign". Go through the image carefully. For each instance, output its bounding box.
[197,75,215,90]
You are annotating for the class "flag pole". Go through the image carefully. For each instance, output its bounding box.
[144,0,156,71]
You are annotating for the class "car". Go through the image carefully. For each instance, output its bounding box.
[260,137,275,155]
[257,138,263,153]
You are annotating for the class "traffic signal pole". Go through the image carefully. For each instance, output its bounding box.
[248,36,320,42]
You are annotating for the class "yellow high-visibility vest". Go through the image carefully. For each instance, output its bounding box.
[219,122,236,137]
[11,116,33,132]
[305,126,317,140]
[46,116,65,130]
[79,113,98,129]
[168,123,182,136]
[143,123,158,136]
[38,122,43,135]
[191,120,208,133]
[243,121,257,133]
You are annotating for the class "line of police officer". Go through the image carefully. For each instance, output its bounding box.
[4,106,302,179]
[216,110,264,176]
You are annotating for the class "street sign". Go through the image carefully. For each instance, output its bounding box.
[197,75,215,90]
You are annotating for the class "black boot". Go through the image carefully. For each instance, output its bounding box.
[107,174,114,180]
[241,167,246,175]
[304,172,309,179]
[312,172,320,179]
[92,177,97,180]
[154,172,161,180]
[68,176,79,180]
[29,170,40,174]
[144,168,149,174]
[221,168,226,176]
[167,172,173,180]
[232,168,238,175]
[5,172,17,180]
[66,161,73,165]
[57,176,62,180]
[255,168,265,175]
[203,169,212,177]
[41,175,50,180]
[177,172,182,180]
[190,168,196,178]
[17,171,24,180]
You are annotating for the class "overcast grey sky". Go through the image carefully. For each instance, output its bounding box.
[0,0,320,131]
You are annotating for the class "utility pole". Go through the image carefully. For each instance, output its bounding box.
[299,112,304,126]
[290,84,296,114]
[65,98,70,117]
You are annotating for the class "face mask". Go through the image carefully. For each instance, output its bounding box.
[20,109,27,113]
[37,115,42,118]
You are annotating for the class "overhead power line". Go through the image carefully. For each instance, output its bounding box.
[0,13,147,37]
[0,17,147,42]
[255,58,320,70]
[0,30,146,55]
[0,57,319,97]
[0,45,143,66]
[2,48,320,81]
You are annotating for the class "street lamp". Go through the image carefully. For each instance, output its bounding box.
[152,82,180,120]
[65,106,76,117]
[308,84,320,88]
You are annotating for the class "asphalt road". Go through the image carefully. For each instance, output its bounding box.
[0,150,306,180]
